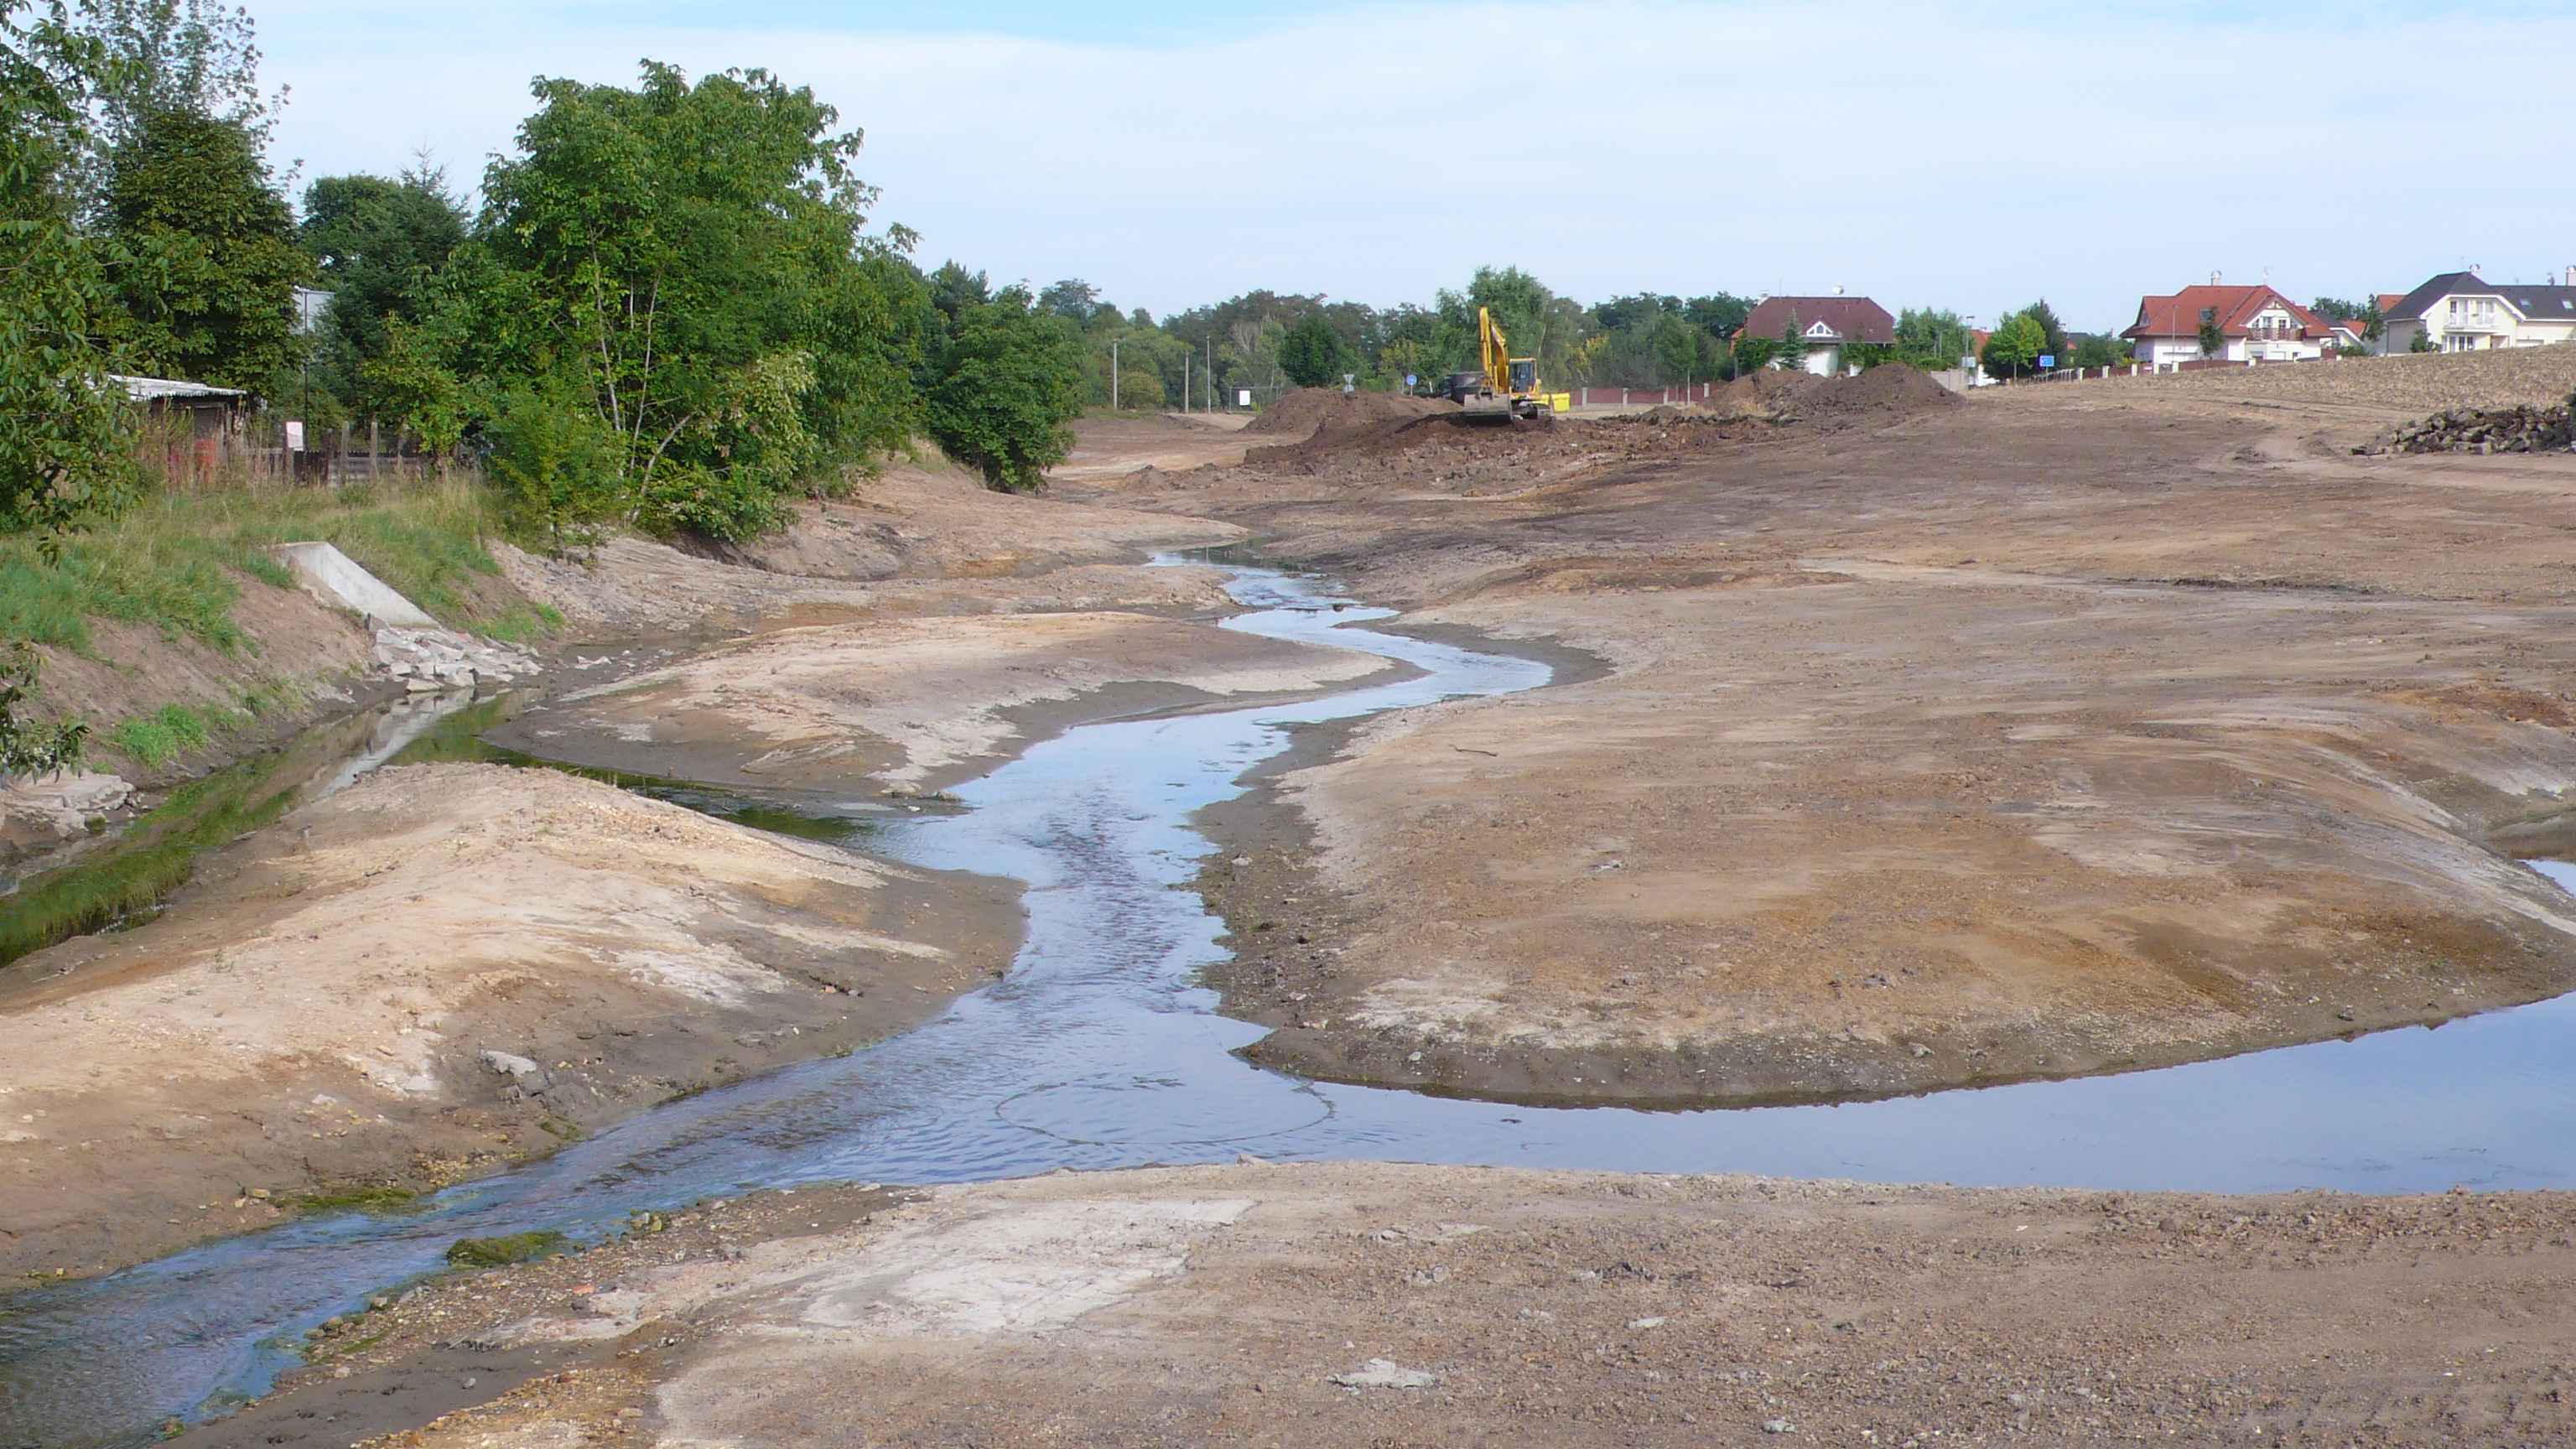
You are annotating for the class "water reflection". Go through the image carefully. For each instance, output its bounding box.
[7,563,2576,1447]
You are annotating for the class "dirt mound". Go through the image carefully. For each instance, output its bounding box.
[1245,387,1454,437]
[1709,366,1953,422]
[1710,370,1824,417]
[1814,362,1959,415]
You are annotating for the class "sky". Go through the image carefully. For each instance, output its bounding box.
[256,1,2576,331]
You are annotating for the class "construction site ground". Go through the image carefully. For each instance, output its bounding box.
[1070,351,2576,1109]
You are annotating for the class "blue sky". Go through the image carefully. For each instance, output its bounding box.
[258,3,2576,330]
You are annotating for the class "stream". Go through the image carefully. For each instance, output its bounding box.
[11,560,2576,1446]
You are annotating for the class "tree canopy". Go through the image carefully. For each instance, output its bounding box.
[103,103,305,388]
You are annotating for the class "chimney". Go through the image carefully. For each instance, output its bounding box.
[2210,270,2222,286]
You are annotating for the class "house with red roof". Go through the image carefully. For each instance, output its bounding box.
[2122,283,2333,370]
[1739,294,1896,377]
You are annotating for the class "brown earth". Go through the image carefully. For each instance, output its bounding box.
[194,1162,2576,1449]
[1062,349,2576,1107]
[0,762,1020,1280]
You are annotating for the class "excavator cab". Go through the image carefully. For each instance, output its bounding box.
[1508,358,1538,393]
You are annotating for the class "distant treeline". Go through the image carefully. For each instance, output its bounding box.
[1031,270,2169,407]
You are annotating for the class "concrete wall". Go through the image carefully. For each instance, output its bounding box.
[273,541,439,629]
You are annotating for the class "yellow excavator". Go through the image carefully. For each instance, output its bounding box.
[1446,307,1569,422]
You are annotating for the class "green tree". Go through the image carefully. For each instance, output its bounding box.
[0,1,142,532]
[923,285,1083,491]
[1037,278,1099,321]
[1651,316,1716,384]
[101,105,307,388]
[2196,305,2224,358]
[2020,299,2067,361]
[417,60,927,541]
[1277,312,1348,388]
[1893,307,1972,369]
[2070,332,2125,368]
[299,166,466,412]
[1981,312,2045,378]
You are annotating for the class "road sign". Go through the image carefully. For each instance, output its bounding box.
[2038,355,2055,370]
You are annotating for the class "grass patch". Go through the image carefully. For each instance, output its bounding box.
[444,1230,568,1268]
[288,1186,418,1213]
[108,704,215,766]
[0,724,340,963]
[0,477,550,652]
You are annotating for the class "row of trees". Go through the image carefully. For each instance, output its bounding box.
[2,0,1093,552]
[1045,269,2163,411]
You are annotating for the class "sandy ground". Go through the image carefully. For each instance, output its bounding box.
[195,1162,2576,1448]
[493,607,1410,797]
[1050,410,1256,486]
[494,454,1244,636]
[0,763,1019,1280]
[1053,353,2576,1105]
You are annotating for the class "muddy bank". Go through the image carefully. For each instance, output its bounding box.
[193,1161,2576,1447]
[0,762,1019,1280]
[491,606,1413,798]
[1085,354,2576,1108]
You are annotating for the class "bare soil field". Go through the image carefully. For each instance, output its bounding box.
[199,1162,2576,1448]
[1071,354,2576,1105]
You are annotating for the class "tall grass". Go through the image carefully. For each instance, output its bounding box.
[0,477,557,653]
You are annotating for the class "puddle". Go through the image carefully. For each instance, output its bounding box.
[11,560,2576,1446]
[0,693,488,965]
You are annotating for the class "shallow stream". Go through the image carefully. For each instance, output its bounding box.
[11,562,2576,1446]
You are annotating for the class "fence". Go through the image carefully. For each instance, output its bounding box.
[140,413,457,488]
[1566,383,1720,408]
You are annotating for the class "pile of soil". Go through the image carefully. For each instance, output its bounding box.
[1811,361,1961,416]
[1711,366,1955,422]
[1243,391,1468,469]
[1245,387,1454,437]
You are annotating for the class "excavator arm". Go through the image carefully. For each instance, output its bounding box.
[1479,307,1512,395]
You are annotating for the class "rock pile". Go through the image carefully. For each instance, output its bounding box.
[0,769,133,847]
[2371,402,2575,455]
[375,627,543,693]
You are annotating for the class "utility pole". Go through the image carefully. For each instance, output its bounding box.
[1111,340,1119,412]
[1182,351,1189,416]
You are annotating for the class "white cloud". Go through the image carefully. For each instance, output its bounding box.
[262,2,2576,328]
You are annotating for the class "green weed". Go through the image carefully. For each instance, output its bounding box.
[444,1230,569,1268]
[0,477,555,652]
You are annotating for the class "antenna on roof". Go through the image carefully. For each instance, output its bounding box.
[1832,285,1845,295]
[2210,270,2222,285]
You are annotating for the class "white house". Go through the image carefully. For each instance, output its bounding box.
[2122,283,2331,370]
[2380,271,2576,354]
[1738,295,1897,377]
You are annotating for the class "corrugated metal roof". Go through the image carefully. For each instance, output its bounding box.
[112,374,247,402]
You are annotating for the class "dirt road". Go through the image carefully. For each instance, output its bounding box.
[1072,351,2576,1106]
[200,1161,2576,1448]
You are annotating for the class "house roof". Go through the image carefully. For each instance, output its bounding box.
[2122,285,2329,341]
[2383,271,2576,324]
[1740,295,1895,345]
[112,374,247,402]
[2375,293,2406,317]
